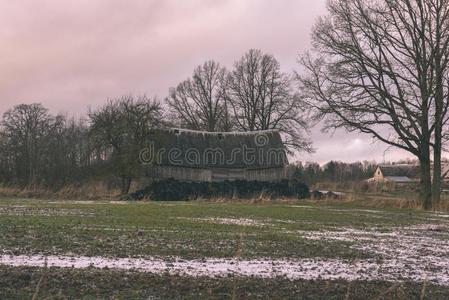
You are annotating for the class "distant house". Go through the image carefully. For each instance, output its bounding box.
[144,128,289,182]
[369,164,420,184]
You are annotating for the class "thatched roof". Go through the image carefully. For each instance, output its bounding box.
[377,165,420,178]
[149,128,288,169]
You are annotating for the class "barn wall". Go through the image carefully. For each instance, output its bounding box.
[149,166,212,182]
[147,166,287,182]
[212,169,245,182]
[245,168,287,182]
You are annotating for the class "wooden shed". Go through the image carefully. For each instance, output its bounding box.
[144,128,289,182]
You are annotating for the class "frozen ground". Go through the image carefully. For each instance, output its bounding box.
[1,220,449,285]
[0,199,448,290]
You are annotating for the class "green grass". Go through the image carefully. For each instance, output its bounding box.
[0,199,436,259]
[0,198,448,299]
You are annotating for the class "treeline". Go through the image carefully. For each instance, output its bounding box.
[0,104,92,188]
[0,49,311,194]
[0,97,164,193]
[288,161,378,185]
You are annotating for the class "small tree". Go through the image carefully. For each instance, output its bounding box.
[89,95,163,194]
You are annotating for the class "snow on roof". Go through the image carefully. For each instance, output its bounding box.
[169,128,281,136]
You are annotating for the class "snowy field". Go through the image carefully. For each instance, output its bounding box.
[0,199,448,298]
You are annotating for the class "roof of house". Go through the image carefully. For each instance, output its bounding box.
[377,164,420,178]
[149,128,288,169]
[384,176,416,183]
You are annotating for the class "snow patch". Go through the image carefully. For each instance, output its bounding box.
[176,217,269,227]
[1,254,449,286]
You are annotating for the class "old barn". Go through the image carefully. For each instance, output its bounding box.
[145,128,289,182]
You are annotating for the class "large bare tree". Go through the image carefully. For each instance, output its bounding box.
[299,0,449,208]
[167,60,231,132]
[429,0,449,203]
[226,49,312,152]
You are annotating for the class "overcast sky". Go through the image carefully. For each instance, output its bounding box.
[0,0,414,164]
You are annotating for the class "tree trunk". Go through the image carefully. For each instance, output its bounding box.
[420,155,432,210]
[432,0,445,207]
[121,177,132,195]
[432,132,442,205]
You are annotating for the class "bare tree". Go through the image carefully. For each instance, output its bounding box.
[299,0,449,209]
[167,60,231,132]
[1,104,64,186]
[0,104,103,187]
[226,49,312,152]
[47,117,94,185]
[89,95,163,194]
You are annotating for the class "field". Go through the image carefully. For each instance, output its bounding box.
[1,198,449,299]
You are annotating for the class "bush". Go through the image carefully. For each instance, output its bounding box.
[130,178,310,201]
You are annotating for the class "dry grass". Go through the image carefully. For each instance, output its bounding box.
[432,200,449,212]
[345,193,421,209]
[336,192,449,212]
[313,180,449,212]
[55,183,120,200]
[0,182,120,201]
[1,180,449,213]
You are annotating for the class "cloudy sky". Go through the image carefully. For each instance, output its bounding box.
[0,0,413,164]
